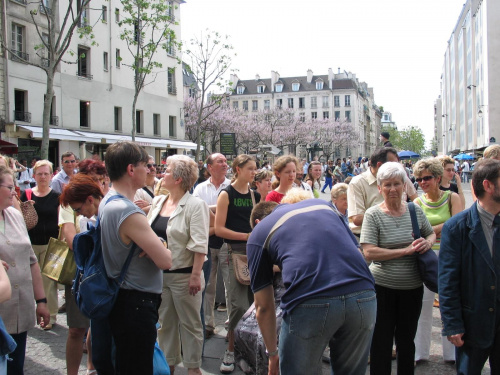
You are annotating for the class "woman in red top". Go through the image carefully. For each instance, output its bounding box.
[265,156,299,203]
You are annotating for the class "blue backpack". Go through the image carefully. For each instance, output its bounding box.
[72,194,136,319]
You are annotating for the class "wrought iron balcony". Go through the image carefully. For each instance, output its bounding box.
[168,86,177,95]
[50,116,58,126]
[14,111,31,122]
[76,71,93,80]
[10,50,29,63]
[39,4,52,14]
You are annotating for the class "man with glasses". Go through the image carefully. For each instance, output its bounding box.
[51,152,77,194]
[134,156,159,214]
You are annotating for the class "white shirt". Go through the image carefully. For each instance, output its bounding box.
[192,177,231,205]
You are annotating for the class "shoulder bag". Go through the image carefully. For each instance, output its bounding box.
[408,202,439,293]
[17,190,38,230]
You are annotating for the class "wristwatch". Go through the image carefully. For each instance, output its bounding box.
[36,298,48,304]
[266,348,279,357]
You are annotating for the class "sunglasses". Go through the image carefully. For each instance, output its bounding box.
[147,163,157,168]
[415,176,434,183]
[63,160,76,164]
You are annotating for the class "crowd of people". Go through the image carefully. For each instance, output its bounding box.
[0,141,499,375]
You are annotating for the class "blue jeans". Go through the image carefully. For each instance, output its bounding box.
[321,177,333,193]
[109,289,161,375]
[279,290,376,375]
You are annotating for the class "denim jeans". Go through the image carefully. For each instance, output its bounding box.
[279,290,376,375]
[321,177,333,193]
[370,284,423,375]
[109,289,161,375]
[7,332,27,375]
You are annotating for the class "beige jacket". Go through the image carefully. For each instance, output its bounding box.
[147,192,209,270]
[0,207,37,334]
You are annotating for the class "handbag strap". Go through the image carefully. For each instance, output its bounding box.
[26,189,32,201]
[408,202,421,239]
[142,186,154,199]
[249,186,256,207]
[263,204,335,250]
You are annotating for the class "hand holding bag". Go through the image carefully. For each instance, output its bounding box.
[17,190,38,230]
[408,202,439,293]
[42,223,77,286]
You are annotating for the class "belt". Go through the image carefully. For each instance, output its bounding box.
[163,266,193,274]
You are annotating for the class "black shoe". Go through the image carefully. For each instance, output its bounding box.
[58,303,66,314]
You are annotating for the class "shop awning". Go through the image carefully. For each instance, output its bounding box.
[16,126,200,150]
[0,139,18,154]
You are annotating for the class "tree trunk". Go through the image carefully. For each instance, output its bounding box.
[131,92,138,141]
[41,71,55,159]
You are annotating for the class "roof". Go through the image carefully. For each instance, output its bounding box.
[231,75,356,95]
[182,62,198,90]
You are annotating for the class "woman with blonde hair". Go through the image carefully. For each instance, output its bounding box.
[437,155,465,209]
[252,169,272,201]
[215,154,260,373]
[265,155,299,203]
[413,158,461,364]
[147,155,209,375]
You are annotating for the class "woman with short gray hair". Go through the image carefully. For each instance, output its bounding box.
[361,162,436,374]
[330,183,348,225]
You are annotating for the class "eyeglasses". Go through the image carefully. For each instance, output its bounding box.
[147,163,157,168]
[63,160,76,164]
[72,204,84,214]
[415,176,435,183]
[0,185,15,193]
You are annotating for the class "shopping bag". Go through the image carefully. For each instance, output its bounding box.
[42,228,76,286]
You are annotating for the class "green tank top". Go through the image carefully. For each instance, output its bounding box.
[415,190,452,250]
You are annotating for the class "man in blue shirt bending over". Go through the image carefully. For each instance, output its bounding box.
[247,199,376,375]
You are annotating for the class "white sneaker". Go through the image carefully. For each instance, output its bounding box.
[220,350,235,373]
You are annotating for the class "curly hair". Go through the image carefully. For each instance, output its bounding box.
[272,155,299,181]
[413,158,444,179]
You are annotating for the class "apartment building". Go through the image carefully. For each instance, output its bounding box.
[0,0,195,163]
[228,69,382,158]
[440,0,500,155]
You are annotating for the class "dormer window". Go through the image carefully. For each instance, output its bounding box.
[316,81,324,90]
[236,86,245,95]
[275,83,283,93]
[257,85,265,94]
[292,83,300,92]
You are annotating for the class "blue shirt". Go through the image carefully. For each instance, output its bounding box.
[247,200,374,316]
[51,170,70,194]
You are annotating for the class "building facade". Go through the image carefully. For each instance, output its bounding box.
[0,0,194,164]
[440,0,499,155]
[228,69,382,159]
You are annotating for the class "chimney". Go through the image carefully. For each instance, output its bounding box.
[271,71,280,89]
[230,74,239,90]
[255,74,260,81]
[307,69,313,83]
[328,68,334,81]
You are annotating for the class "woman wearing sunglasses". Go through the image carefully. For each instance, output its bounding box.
[412,158,462,366]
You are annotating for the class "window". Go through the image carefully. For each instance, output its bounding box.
[299,112,305,122]
[153,114,160,136]
[311,112,317,119]
[345,95,351,106]
[168,68,176,95]
[292,83,300,91]
[136,110,143,134]
[116,49,120,67]
[80,101,90,128]
[264,100,270,110]
[323,111,329,119]
[11,24,27,62]
[236,86,245,95]
[311,97,317,109]
[252,100,258,111]
[40,0,52,14]
[103,52,108,71]
[189,88,196,98]
[322,96,329,108]
[276,99,282,108]
[257,85,265,94]
[299,97,305,109]
[345,111,351,121]
[275,83,283,93]
[102,5,107,22]
[167,1,175,21]
[334,96,340,107]
[166,33,175,56]
[14,90,30,122]
[169,116,176,138]
[233,101,238,109]
[77,46,91,79]
[316,81,324,90]
[114,107,122,131]
[77,0,89,27]
[288,98,294,109]
[334,111,340,120]
[115,8,120,23]
[242,101,248,111]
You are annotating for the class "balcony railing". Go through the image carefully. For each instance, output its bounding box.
[14,111,31,122]
[168,86,177,95]
[10,0,27,5]
[50,116,58,126]
[41,58,49,67]
[10,50,29,63]
[77,71,93,80]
